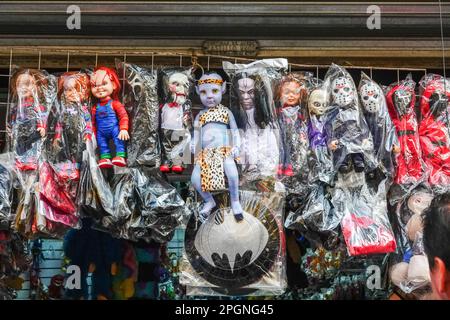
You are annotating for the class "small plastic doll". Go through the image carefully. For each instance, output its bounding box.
[90,67,129,168]
[159,70,193,173]
[9,69,50,171]
[191,72,244,221]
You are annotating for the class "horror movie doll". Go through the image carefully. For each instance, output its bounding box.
[418,74,450,191]
[159,69,193,173]
[324,64,374,176]
[90,67,129,168]
[191,73,243,221]
[358,73,399,182]
[9,69,53,171]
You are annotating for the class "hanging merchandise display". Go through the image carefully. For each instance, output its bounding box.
[385,76,426,204]
[0,153,14,230]
[224,59,285,190]
[358,72,400,184]
[181,190,286,296]
[116,60,161,169]
[158,67,194,174]
[418,73,450,193]
[90,66,130,169]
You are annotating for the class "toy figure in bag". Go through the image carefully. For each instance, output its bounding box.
[159,70,193,173]
[324,65,374,175]
[9,69,51,171]
[386,77,424,188]
[307,84,334,184]
[418,74,450,190]
[276,73,310,178]
[51,71,92,180]
[359,73,400,182]
[90,67,129,168]
[191,73,244,221]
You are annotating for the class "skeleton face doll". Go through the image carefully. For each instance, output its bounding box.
[308,88,328,116]
[360,82,381,114]
[332,76,355,107]
[237,77,256,110]
[393,89,412,117]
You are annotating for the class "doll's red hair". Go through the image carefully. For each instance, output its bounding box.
[92,66,121,100]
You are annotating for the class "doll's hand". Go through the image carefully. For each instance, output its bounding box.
[118,130,129,141]
[393,145,401,154]
[329,140,339,151]
[37,127,46,137]
[52,138,62,150]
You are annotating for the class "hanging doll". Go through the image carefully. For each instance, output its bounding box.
[191,72,244,221]
[159,69,193,173]
[90,67,129,168]
[324,65,374,176]
[9,69,52,171]
[276,73,310,178]
[358,73,400,182]
[418,74,450,190]
[385,77,424,194]
[307,84,334,185]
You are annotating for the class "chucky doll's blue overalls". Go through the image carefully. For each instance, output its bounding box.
[95,100,126,159]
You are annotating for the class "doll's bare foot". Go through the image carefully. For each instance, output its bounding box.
[199,199,216,222]
[231,201,244,222]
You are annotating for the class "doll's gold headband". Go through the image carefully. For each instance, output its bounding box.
[197,78,223,86]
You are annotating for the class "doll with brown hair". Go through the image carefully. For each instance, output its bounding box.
[9,68,52,171]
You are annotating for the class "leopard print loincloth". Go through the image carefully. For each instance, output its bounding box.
[195,146,232,192]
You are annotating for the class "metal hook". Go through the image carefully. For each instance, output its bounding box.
[370,67,373,79]
[66,51,70,72]
[151,52,154,73]
[397,69,400,83]
[316,66,319,80]
[95,52,98,68]
[38,51,41,70]
[207,55,210,71]
[288,64,292,73]
[180,54,183,67]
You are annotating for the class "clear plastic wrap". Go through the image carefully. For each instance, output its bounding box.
[181,190,286,296]
[275,72,314,195]
[418,73,450,193]
[8,68,56,173]
[115,60,161,168]
[323,64,377,177]
[224,59,286,187]
[0,153,14,230]
[358,72,399,183]
[157,67,194,173]
[385,76,425,203]
[336,178,396,256]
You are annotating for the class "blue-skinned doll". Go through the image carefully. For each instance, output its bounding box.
[191,73,244,222]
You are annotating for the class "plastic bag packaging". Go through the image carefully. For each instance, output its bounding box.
[181,190,286,296]
[358,72,399,183]
[0,153,15,230]
[385,76,425,203]
[307,79,335,185]
[337,178,396,256]
[224,59,286,187]
[418,73,450,193]
[323,64,377,177]
[115,60,161,168]
[157,67,194,173]
[275,72,314,195]
[101,168,188,243]
[8,68,56,174]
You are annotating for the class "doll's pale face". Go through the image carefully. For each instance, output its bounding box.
[16,74,36,100]
[408,192,433,215]
[332,76,355,106]
[308,88,328,116]
[238,78,255,110]
[360,82,381,113]
[91,69,115,100]
[168,73,189,97]
[64,77,82,104]
[196,74,225,108]
[280,81,301,107]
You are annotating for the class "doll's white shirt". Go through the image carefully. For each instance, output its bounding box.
[161,103,183,130]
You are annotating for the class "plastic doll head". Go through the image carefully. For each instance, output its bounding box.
[308,88,328,116]
[58,72,90,104]
[360,82,381,113]
[278,78,302,108]
[393,88,412,116]
[237,77,255,110]
[331,76,355,107]
[196,72,226,108]
[10,69,46,101]
[90,67,121,101]
[429,90,448,118]
[407,190,433,215]
[168,72,189,101]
